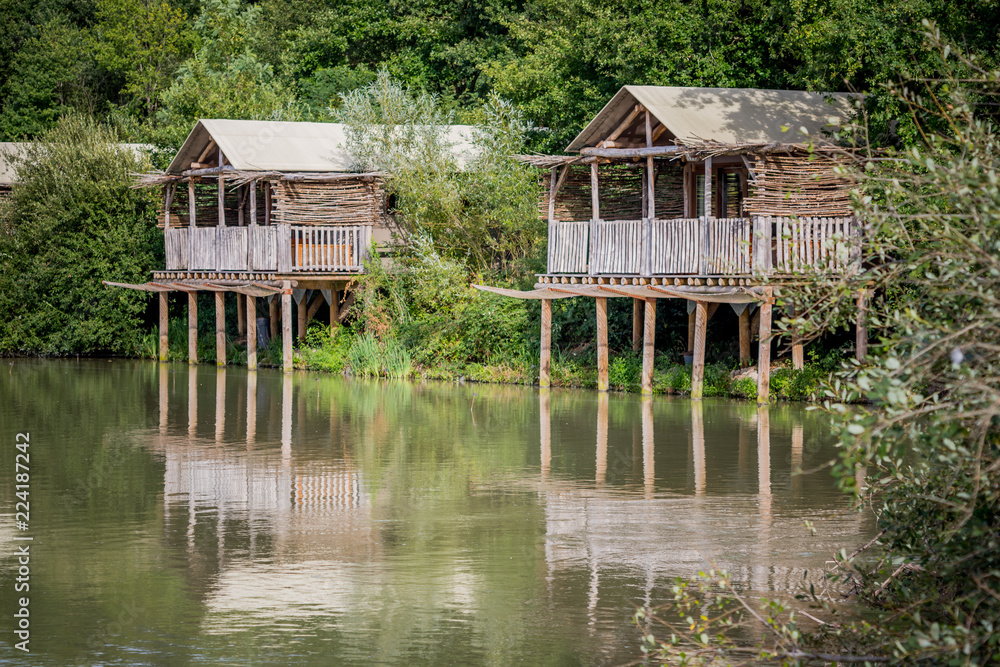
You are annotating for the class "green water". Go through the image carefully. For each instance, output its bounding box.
[0,359,872,665]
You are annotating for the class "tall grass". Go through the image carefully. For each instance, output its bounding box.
[347,333,412,378]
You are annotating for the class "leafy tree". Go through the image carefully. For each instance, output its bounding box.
[0,114,161,354]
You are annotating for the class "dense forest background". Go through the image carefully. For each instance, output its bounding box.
[2,0,999,152]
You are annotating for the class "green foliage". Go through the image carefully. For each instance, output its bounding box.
[0,113,160,355]
[346,332,412,379]
[296,325,354,373]
[730,376,757,400]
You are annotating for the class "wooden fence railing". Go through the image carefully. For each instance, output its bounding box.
[545,216,860,276]
[164,224,371,273]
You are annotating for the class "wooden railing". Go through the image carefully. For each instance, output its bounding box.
[545,216,860,276]
[164,224,371,273]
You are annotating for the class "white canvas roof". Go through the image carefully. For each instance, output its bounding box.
[566,86,859,151]
[0,143,27,185]
[166,119,479,174]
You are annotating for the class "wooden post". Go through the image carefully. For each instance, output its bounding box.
[330,289,340,333]
[188,292,198,364]
[641,298,656,395]
[856,289,868,362]
[539,299,552,388]
[757,288,773,405]
[297,293,307,340]
[159,292,169,362]
[188,180,196,227]
[281,281,293,372]
[214,292,226,367]
[237,292,246,337]
[590,163,600,220]
[270,297,279,340]
[691,301,708,400]
[217,148,226,227]
[246,294,257,371]
[632,298,643,352]
[645,110,655,220]
[687,309,696,352]
[790,302,804,369]
[596,297,609,392]
[738,308,751,367]
[249,181,257,226]
[704,156,713,218]
[548,167,558,224]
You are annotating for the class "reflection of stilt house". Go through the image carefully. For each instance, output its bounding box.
[479,86,866,403]
[107,120,475,371]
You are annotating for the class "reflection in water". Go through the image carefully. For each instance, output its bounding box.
[0,360,874,666]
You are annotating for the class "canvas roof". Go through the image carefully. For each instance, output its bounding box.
[166,119,479,174]
[566,86,858,151]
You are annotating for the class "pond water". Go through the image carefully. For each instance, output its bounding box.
[0,360,873,665]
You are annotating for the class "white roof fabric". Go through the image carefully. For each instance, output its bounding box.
[166,119,479,174]
[0,143,27,185]
[566,86,859,151]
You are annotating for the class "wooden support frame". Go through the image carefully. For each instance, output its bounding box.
[790,301,804,369]
[738,308,752,367]
[270,297,279,340]
[215,292,226,366]
[237,292,246,337]
[246,294,257,370]
[641,298,656,395]
[159,292,169,362]
[329,290,340,333]
[188,180,196,228]
[297,293,308,340]
[281,281,293,372]
[217,148,226,227]
[596,297,609,392]
[188,292,198,364]
[757,289,774,404]
[249,180,257,226]
[691,301,708,400]
[540,299,552,388]
[632,298,643,352]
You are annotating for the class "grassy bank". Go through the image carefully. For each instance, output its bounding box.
[143,317,836,401]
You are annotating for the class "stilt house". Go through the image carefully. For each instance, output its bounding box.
[478,86,867,403]
[106,119,475,370]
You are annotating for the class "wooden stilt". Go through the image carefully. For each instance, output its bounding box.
[215,292,226,366]
[188,292,198,364]
[632,298,643,353]
[269,297,279,340]
[329,290,340,334]
[790,302,804,369]
[246,295,257,371]
[757,289,773,404]
[691,301,708,400]
[297,293,307,341]
[641,298,656,395]
[305,292,324,326]
[738,308,751,367]
[237,292,246,337]
[539,299,552,388]
[596,297,609,392]
[687,310,696,352]
[159,292,169,362]
[281,281,293,373]
[856,289,868,362]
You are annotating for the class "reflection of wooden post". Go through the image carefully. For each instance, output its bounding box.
[270,297,279,340]
[856,289,868,362]
[215,292,226,367]
[757,289,773,404]
[215,368,226,442]
[738,308,751,367]
[791,423,803,493]
[642,397,654,499]
[159,292,169,362]
[758,406,771,496]
[188,292,198,364]
[632,299,643,352]
[641,298,657,395]
[540,389,551,481]
[281,373,293,462]
[596,393,608,486]
[596,297,609,392]
[246,370,257,447]
[691,301,708,399]
[188,367,197,436]
[159,364,168,434]
[281,282,293,372]
[540,299,552,388]
[755,405,772,592]
[246,295,257,370]
[692,401,705,495]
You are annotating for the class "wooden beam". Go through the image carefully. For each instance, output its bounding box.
[687,309,696,352]
[757,289,773,404]
[590,163,600,221]
[641,298,656,395]
[188,292,198,364]
[159,292,168,362]
[218,148,226,228]
[856,289,868,362]
[540,299,552,388]
[306,291,324,324]
[601,104,643,146]
[596,297,609,392]
[249,181,257,226]
[580,145,683,158]
[548,167,558,224]
[704,156,713,219]
[691,301,708,400]
[281,282,293,372]
[188,180,196,228]
[246,295,257,370]
[237,291,246,337]
[789,301,804,369]
[164,183,174,228]
[632,298,643,353]
[270,296,279,340]
[215,292,226,367]
[196,139,217,165]
[738,308,751,367]
[297,293,308,340]
[645,110,655,221]
[329,289,340,334]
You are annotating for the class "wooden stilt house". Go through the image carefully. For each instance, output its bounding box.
[107,119,475,371]
[477,86,867,403]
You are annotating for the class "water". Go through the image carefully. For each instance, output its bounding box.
[0,359,873,665]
